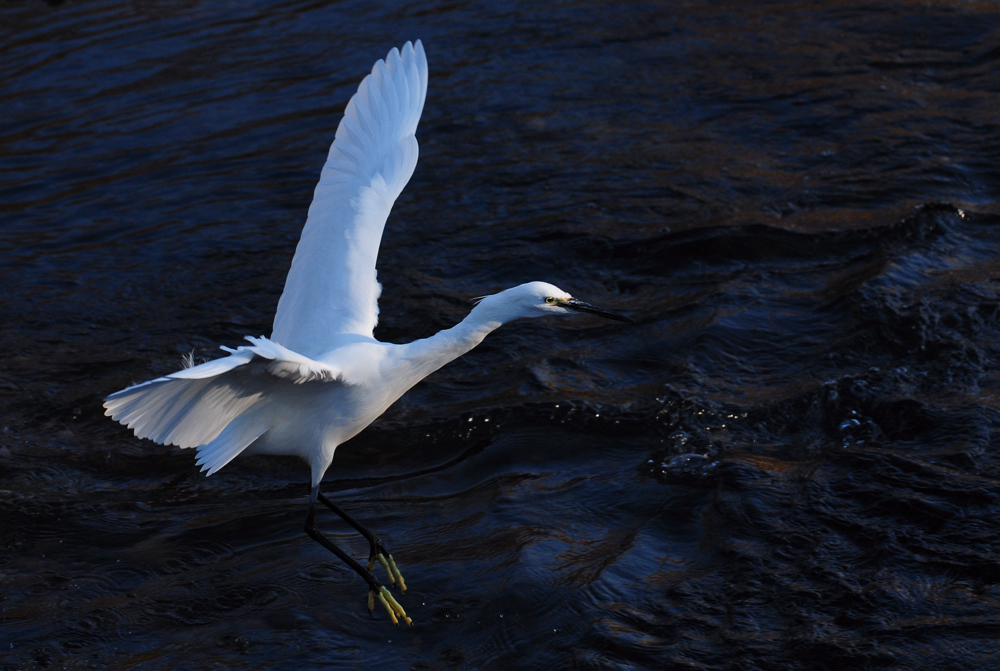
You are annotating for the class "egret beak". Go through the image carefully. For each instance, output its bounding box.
[563,298,633,322]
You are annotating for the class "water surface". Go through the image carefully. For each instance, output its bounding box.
[2,1,1000,669]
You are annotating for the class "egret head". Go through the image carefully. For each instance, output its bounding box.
[477,281,632,323]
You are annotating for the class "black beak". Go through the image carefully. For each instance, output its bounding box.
[563,298,633,323]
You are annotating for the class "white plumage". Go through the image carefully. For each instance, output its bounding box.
[273,40,427,353]
[106,41,429,476]
[104,41,629,623]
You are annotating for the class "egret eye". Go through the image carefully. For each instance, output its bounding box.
[545,296,558,305]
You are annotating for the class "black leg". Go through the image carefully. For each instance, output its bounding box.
[305,485,411,625]
[317,491,407,592]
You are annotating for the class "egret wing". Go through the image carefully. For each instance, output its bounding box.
[104,352,268,451]
[104,337,351,457]
[271,40,428,357]
[105,364,272,476]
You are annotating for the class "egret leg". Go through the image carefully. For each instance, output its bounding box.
[305,486,411,625]
[316,491,407,592]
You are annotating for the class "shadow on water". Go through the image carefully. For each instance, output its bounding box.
[2,0,1000,669]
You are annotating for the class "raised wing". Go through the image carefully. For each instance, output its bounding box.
[271,40,428,357]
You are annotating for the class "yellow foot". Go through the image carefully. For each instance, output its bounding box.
[376,553,407,593]
[377,586,412,626]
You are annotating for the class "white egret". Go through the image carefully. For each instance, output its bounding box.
[104,40,630,626]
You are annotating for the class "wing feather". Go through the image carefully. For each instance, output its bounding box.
[271,41,428,356]
[104,365,267,449]
[194,416,269,475]
[104,337,351,450]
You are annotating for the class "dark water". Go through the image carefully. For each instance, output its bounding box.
[3,0,1000,669]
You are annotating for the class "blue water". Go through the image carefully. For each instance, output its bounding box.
[3,1,1000,669]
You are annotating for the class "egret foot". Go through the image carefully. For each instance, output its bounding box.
[375,552,407,592]
[377,585,412,626]
[317,491,407,591]
[386,553,407,592]
[308,486,413,623]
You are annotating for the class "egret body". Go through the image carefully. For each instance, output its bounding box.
[104,41,629,625]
